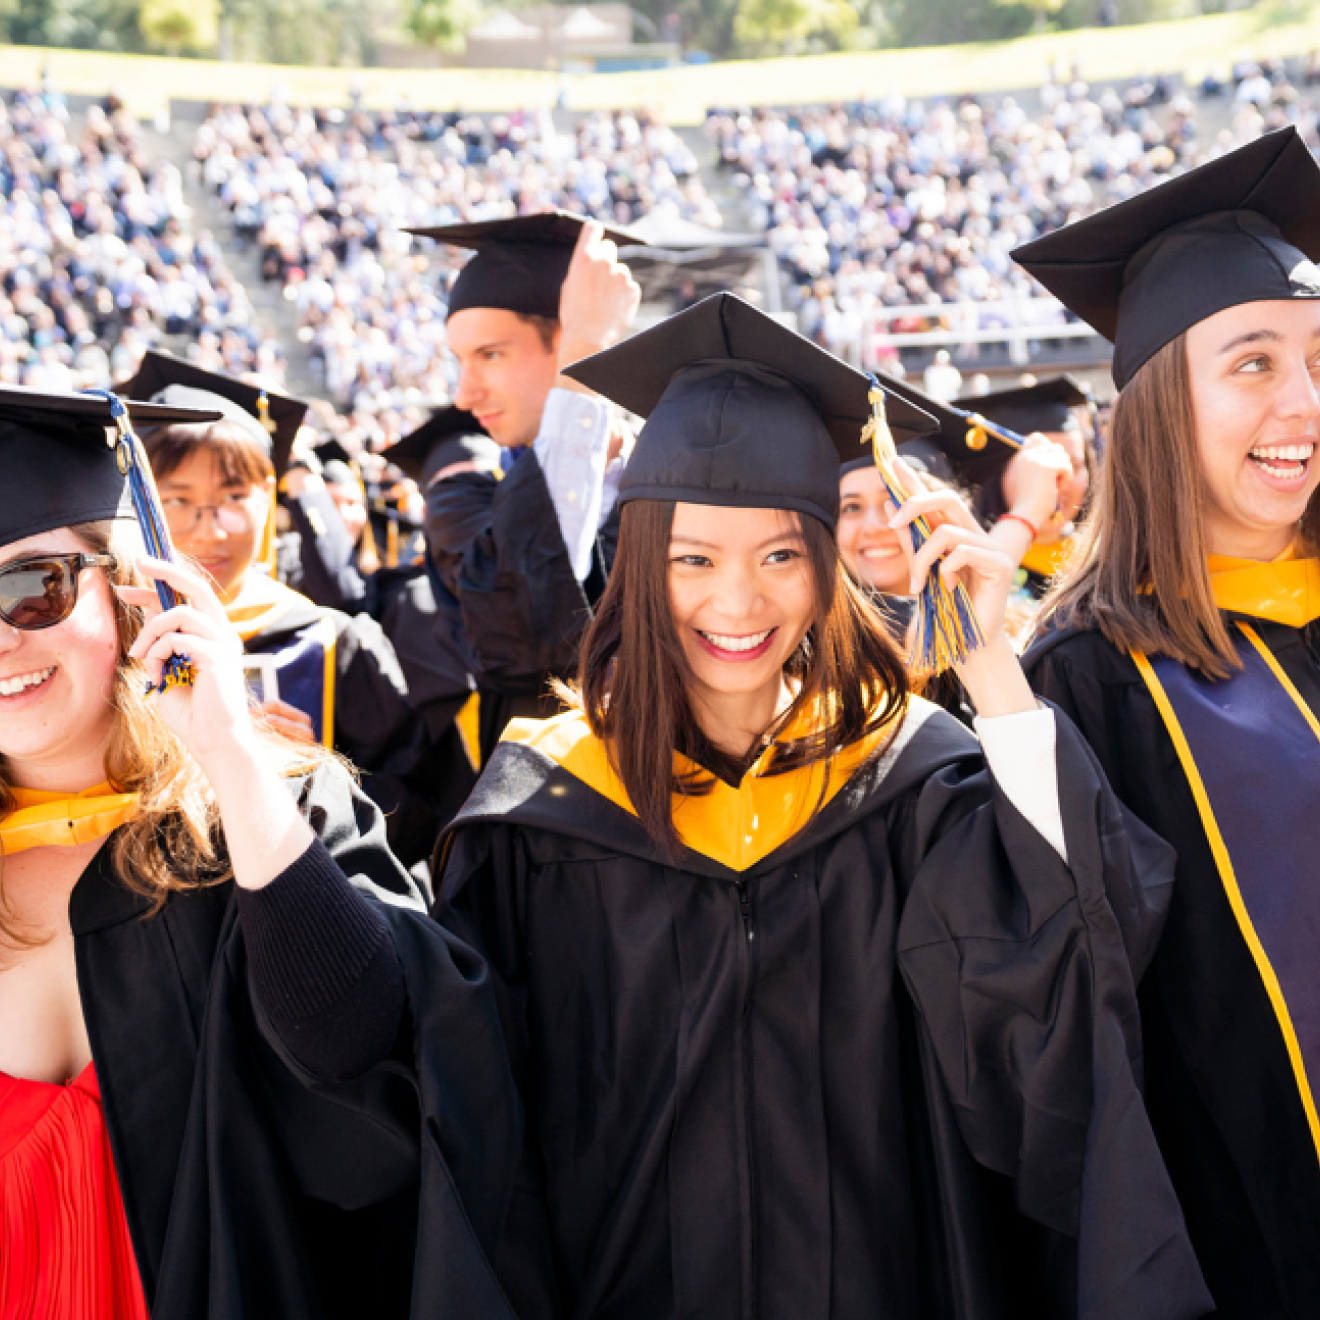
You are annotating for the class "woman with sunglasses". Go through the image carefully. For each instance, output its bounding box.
[120,352,442,868]
[1018,129,1320,1314]
[0,390,518,1319]
[436,294,1209,1319]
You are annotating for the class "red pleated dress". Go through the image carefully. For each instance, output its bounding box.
[0,1063,149,1320]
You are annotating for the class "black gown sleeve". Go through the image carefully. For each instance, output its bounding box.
[435,824,563,1320]
[1023,633,1183,977]
[895,711,1212,1320]
[286,488,368,612]
[424,455,592,698]
[328,611,443,867]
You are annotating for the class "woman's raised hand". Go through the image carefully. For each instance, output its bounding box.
[885,459,1018,642]
[118,556,258,772]
[885,459,1037,717]
[118,556,315,889]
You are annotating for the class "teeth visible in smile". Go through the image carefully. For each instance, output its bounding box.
[1250,443,1314,465]
[699,629,773,653]
[0,665,54,697]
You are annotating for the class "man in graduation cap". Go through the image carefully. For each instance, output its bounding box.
[409,211,644,760]
[121,351,443,868]
[1015,126,1320,1315]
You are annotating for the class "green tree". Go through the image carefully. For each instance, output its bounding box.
[140,0,217,52]
[405,0,479,49]
[733,0,859,53]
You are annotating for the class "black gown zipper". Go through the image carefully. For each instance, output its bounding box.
[735,878,759,1319]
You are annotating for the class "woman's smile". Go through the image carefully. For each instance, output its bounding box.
[693,627,778,661]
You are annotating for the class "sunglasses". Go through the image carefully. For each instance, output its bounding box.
[0,552,115,631]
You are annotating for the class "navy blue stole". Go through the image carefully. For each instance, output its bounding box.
[1133,624,1320,1156]
[246,616,338,746]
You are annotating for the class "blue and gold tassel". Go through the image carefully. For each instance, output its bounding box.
[86,389,195,694]
[863,375,986,677]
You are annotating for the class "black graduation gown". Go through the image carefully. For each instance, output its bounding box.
[425,452,620,763]
[73,764,520,1320]
[282,490,479,836]
[1025,617,1320,1319]
[241,590,440,867]
[436,698,1211,1320]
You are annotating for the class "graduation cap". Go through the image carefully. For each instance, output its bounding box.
[967,376,1089,437]
[380,407,500,486]
[313,438,355,469]
[119,351,310,477]
[838,370,1022,490]
[406,210,647,322]
[562,292,936,530]
[1013,128,1320,389]
[0,385,221,547]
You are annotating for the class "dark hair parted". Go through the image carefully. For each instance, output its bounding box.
[140,420,275,488]
[562,500,909,856]
[1036,333,1320,677]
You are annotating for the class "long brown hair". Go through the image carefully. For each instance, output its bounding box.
[1036,334,1320,677]
[0,519,325,950]
[562,500,909,855]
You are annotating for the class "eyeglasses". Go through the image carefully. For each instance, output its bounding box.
[161,494,262,537]
[0,552,115,631]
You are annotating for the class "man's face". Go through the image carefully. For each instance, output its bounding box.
[448,308,561,448]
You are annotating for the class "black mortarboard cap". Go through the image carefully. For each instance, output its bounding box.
[0,385,221,546]
[838,370,1018,490]
[1013,128,1320,389]
[407,211,647,321]
[119,351,310,477]
[562,292,936,529]
[968,376,1089,438]
[313,438,354,468]
[379,407,500,486]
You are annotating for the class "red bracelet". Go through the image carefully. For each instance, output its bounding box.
[997,512,1038,540]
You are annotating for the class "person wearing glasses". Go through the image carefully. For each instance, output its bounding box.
[121,352,441,869]
[0,388,518,1320]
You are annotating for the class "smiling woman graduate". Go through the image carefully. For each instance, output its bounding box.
[1016,127,1320,1315]
[0,388,519,1319]
[435,292,1210,1320]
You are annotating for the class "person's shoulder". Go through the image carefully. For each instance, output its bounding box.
[1021,618,1142,687]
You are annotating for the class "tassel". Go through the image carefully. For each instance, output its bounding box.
[862,376,986,677]
[86,390,195,694]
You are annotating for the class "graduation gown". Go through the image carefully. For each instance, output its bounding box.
[1025,584,1320,1319]
[425,452,620,763]
[73,764,520,1320]
[227,573,441,867]
[436,698,1210,1320]
[282,491,479,832]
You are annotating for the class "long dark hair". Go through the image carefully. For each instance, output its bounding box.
[561,500,909,855]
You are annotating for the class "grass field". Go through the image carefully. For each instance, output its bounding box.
[2,1,1318,123]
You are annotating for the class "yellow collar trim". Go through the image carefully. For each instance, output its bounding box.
[1207,545,1320,628]
[1020,537,1074,580]
[503,701,905,872]
[223,572,313,642]
[1,783,139,856]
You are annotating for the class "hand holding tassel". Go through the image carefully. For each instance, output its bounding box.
[885,468,1039,718]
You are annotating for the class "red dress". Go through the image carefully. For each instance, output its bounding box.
[0,1063,149,1320]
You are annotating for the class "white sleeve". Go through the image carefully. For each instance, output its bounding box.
[531,388,613,582]
[973,705,1067,862]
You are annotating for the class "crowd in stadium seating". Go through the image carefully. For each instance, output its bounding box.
[3,61,1315,418]
[706,65,1319,366]
[0,83,282,393]
[192,102,721,424]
